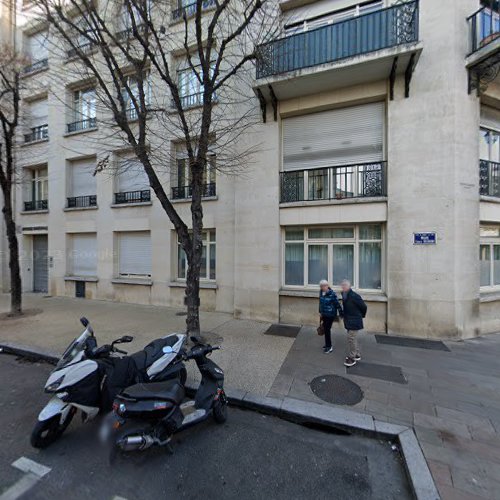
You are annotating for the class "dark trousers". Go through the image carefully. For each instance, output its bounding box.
[322,316,335,348]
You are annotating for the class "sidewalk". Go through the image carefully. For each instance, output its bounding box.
[1,293,500,499]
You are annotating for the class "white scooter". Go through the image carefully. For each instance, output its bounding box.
[31,317,186,449]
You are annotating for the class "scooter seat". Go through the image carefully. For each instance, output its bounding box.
[121,380,185,404]
[130,335,180,372]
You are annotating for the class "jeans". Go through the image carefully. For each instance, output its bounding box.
[322,316,334,348]
[347,329,361,358]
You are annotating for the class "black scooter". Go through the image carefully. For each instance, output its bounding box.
[104,338,227,461]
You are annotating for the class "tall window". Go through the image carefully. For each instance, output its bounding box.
[177,60,215,108]
[69,88,96,131]
[117,231,152,278]
[31,167,48,202]
[480,225,500,288]
[68,233,98,277]
[26,30,48,63]
[480,127,500,162]
[122,73,151,119]
[120,0,151,30]
[283,224,383,290]
[25,98,48,142]
[177,230,216,280]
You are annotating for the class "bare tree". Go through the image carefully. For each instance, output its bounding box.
[0,45,24,316]
[33,0,277,333]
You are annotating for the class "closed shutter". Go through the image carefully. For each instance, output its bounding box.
[30,99,48,128]
[71,234,97,276]
[117,159,149,192]
[481,106,500,130]
[282,102,385,171]
[71,158,96,197]
[119,232,151,276]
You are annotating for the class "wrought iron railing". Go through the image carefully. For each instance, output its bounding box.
[115,23,146,42]
[22,58,49,75]
[480,159,500,197]
[67,117,97,133]
[67,195,97,208]
[171,182,216,200]
[469,5,500,53]
[67,42,96,59]
[280,162,386,203]
[256,0,419,79]
[24,199,48,211]
[24,124,48,143]
[114,189,151,204]
[172,0,215,21]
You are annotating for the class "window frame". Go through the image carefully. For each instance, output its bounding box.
[282,224,384,292]
[176,229,216,282]
[72,87,97,122]
[480,225,500,289]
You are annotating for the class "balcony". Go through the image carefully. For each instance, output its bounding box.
[480,159,500,197]
[115,24,146,42]
[254,1,420,102]
[172,0,215,21]
[67,195,97,208]
[67,117,97,134]
[22,58,48,76]
[24,125,48,144]
[67,42,96,59]
[24,200,48,211]
[280,162,386,204]
[171,182,216,200]
[467,5,500,94]
[114,190,151,204]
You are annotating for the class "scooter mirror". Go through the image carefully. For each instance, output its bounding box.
[162,346,174,354]
[119,335,134,343]
[80,317,89,327]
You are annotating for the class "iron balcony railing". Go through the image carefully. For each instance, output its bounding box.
[469,4,500,53]
[171,182,216,200]
[480,159,500,197]
[67,195,97,208]
[172,0,215,21]
[280,162,386,203]
[22,58,49,75]
[114,189,151,204]
[115,23,146,42]
[256,0,419,79]
[67,42,96,59]
[24,124,48,143]
[67,117,97,133]
[24,199,48,211]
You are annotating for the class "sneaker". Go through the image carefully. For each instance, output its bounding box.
[354,354,361,361]
[323,347,333,354]
[344,357,357,367]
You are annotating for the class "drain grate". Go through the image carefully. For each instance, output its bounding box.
[375,335,450,352]
[347,362,408,385]
[264,324,301,338]
[310,375,364,406]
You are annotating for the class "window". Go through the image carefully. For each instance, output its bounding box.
[68,158,97,207]
[68,88,96,132]
[24,167,48,211]
[177,230,216,280]
[480,225,500,288]
[26,30,48,63]
[25,99,48,142]
[114,157,150,203]
[283,224,383,290]
[172,144,216,199]
[68,234,98,276]
[121,73,151,119]
[118,231,152,277]
[119,0,151,31]
[177,59,215,108]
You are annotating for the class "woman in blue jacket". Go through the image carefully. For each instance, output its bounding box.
[319,279,343,353]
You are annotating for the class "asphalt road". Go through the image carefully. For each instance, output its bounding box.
[0,354,412,500]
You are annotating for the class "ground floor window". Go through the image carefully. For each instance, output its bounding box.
[480,225,500,288]
[177,229,216,280]
[68,233,97,276]
[283,224,383,290]
[117,231,152,278]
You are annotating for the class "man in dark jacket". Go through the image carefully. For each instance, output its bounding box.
[340,280,367,367]
[319,280,343,354]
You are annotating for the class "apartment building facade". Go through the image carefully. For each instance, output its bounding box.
[5,0,500,339]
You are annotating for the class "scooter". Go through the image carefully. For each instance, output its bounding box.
[31,317,187,449]
[104,337,227,461]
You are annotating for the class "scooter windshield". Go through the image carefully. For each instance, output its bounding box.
[56,330,91,368]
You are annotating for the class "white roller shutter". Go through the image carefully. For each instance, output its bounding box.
[117,159,150,192]
[71,158,96,197]
[71,234,97,276]
[481,106,500,131]
[29,99,48,128]
[282,102,385,171]
[119,232,151,276]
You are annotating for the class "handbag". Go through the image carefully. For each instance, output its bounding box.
[317,320,325,336]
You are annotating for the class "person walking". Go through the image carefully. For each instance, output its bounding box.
[318,279,343,354]
[340,280,367,367]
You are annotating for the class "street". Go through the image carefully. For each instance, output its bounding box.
[0,354,412,500]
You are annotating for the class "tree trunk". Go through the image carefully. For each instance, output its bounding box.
[2,186,22,316]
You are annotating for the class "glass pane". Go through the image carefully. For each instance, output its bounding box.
[210,243,216,280]
[359,224,382,240]
[480,129,490,161]
[359,242,382,289]
[332,245,354,286]
[480,225,500,237]
[494,246,500,286]
[285,228,304,241]
[200,244,207,279]
[308,169,329,200]
[178,245,187,279]
[209,229,216,242]
[491,130,500,163]
[480,245,491,287]
[285,243,304,286]
[308,245,328,285]
[308,227,354,239]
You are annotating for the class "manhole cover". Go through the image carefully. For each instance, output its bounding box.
[310,375,363,406]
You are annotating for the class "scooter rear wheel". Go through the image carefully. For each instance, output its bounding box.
[30,407,76,449]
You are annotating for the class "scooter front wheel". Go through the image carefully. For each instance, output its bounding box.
[30,407,76,449]
[212,399,228,424]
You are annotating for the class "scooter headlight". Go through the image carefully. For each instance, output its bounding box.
[45,376,65,393]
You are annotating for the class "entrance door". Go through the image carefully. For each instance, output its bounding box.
[33,235,48,293]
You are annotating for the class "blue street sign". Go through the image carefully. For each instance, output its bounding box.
[414,232,436,245]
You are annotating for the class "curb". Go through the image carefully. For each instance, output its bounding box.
[1,341,440,500]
